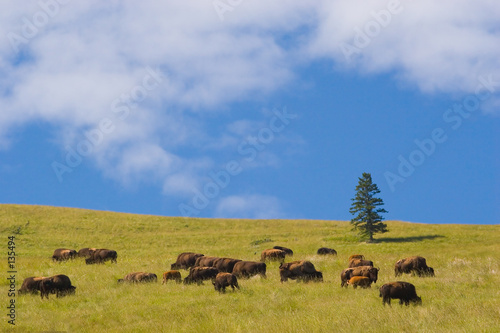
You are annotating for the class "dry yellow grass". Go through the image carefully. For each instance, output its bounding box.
[1,204,499,332]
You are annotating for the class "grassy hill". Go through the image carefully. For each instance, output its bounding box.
[1,204,499,332]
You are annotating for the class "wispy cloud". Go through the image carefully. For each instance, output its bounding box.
[214,194,286,219]
[0,1,498,214]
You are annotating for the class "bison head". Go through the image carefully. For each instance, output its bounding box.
[413,296,422,305]
[369,268,379,283]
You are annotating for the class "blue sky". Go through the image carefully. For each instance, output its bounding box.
[0,1,498,224]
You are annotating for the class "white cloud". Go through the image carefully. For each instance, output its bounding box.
[214,194,286,219]
[308,0,500,99]
[0,0,499,201]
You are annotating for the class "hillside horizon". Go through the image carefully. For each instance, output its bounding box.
[1,203,493,226]
[1,202,499,332]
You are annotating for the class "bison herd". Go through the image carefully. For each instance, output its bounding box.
[20,245,433,305]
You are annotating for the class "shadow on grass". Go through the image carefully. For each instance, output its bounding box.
[376,235,445,243]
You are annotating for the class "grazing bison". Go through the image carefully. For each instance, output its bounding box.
[194,256,220,268]
[340,268,355,287]
[77,248,97,258]
[273,246,293,257]
[52,248,77,261]
[18,276,45,295]
[349,259,374,268]
[184,267,219,285]
[40,274,75,299]
[379,281,422,306]
[348,254,364,261]
[340,266,379,287]
[279,260,323,283]
[347,276,372,289]
[213,273,239,293]
[317,247,337,255]
[232,261,267,279]
[213,258,242,273]
[119,272,157,283]
[162,270,182,284]
[85,249,117,264]
[260,249,286,263]
[395,256,435,277]
[171,252,204,270]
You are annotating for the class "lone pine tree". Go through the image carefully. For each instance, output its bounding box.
[349,172,388,242]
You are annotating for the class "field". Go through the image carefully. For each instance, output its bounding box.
[1,204,499,332]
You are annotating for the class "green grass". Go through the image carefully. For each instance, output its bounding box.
[1,204,499,332]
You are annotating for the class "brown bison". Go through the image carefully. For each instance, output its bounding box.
[194,256,220,268]
[162,270,182,284]
[340,268,355,287]
[171,252,204,270]
[279,260,323,283]
[213,272,239,293]
[395,256,435,277]
[18,276,45,295]
[273,246,293,257]
[52,248,77,261]
[232,261,267,279]
[348,254,364,261]
[260,249,286,263]
[77,248,97,258]
[379,281,422,306]
[85,249,117,264]
[184,267,219,285]
[349,259,374,268]
[347,276,372,289]
[317,247,337,255]
[40,274,76,299]
[119,272,157,283]
[340,266,379,287]
[213,258,242,273]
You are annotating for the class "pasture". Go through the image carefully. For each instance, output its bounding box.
[1,204,499,332]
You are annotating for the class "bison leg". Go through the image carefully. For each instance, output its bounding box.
[382,297,391,306]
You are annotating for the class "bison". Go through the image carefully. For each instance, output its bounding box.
[340,266,379,287]
[213,272,239,293]
[85,249,117,264]
[260,249,286,263]
[340,268,355,287]
[349,259,374,268]
[273,246,293,257]
[379,281,422,306]
[162,270,182,284]
[317,247,337,255]
[171,252,204,270]
[194,256,220,268]
[395,256,435,277]
[119,272,157,283]
[184,267,219,285]
[213,258,242,273]
[52,248,77,261]
[77,247,97,258]
[18,276,45,295]
[279,260,323,283]
[348,254,364,261]
[232,261,267,279]
[40,274,75,299]
[347,276,372,289]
